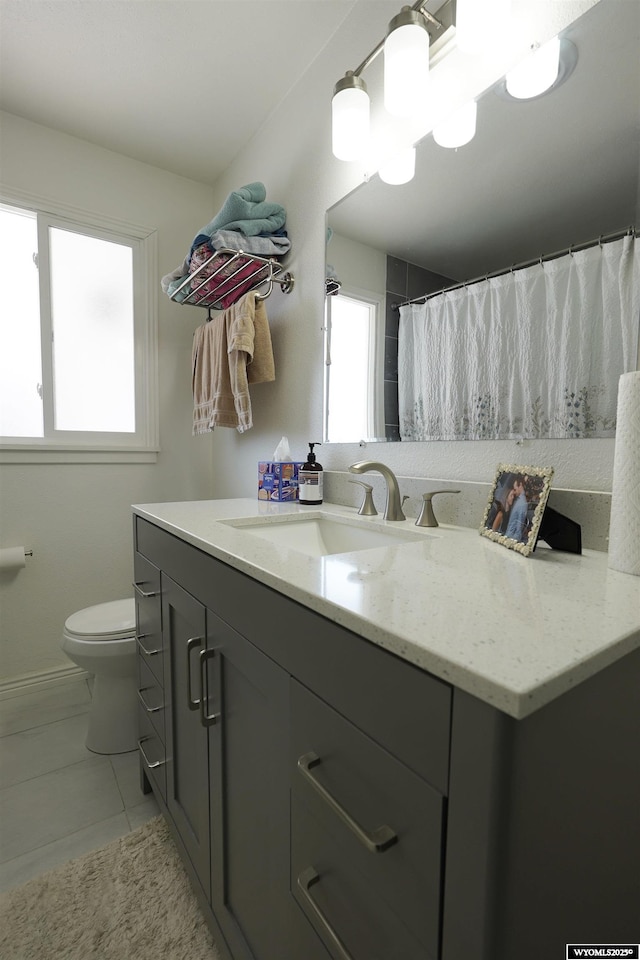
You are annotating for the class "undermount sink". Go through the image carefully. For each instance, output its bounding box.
[222,513,428,558]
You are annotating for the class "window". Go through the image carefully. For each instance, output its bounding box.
[324,289,383,442]
[0,199,158,461]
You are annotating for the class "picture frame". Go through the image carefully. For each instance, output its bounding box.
[480,464,554,557]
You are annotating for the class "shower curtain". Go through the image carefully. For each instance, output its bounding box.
[398,235,640,440]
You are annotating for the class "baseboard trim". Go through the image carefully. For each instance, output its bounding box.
[0,665,90,701]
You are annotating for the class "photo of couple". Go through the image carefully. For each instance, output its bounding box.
[482,465,554,556]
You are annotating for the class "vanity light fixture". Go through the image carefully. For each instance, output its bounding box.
[506,35,560,99]
[331,0,444,166]
[433,99,477,148]
[384,6,431,118]
[503,37,578,100]
[331,0,576,181]
[331,72,370,161]
[379,145,417,185]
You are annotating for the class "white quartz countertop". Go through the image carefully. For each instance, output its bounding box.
[133,498,640,720]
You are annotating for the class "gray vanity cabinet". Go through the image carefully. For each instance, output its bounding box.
[134,515,639,960]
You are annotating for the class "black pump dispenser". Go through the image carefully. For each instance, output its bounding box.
[299,443,323,505]
[305,443,320,466]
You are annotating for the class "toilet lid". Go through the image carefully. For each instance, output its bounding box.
[64,598,136,639]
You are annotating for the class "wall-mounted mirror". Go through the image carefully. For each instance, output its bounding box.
[325,0,640,442]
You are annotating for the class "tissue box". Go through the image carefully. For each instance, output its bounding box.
[258,461,304,501]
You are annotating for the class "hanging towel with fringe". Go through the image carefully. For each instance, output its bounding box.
[191,292,275,435]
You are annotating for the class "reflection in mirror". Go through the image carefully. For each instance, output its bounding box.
[324,289,384,441]
[324,0,640,443]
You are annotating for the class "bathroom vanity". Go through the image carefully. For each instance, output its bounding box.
[132,498,640,960]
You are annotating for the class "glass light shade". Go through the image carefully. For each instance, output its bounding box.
[378,146,416,185]
[433,100,477,148]
[332,76,370,161]
[456,0,511,54]
[384,11,430,118]
[506,36,561,99]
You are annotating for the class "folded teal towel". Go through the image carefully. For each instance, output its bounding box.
[195,182,286,240]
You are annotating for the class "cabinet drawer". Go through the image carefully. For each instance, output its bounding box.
[133,553,163,683]
[291,680,444,958]
[292,800,430,960]
[137,656,165,744]
[138,709,166,802]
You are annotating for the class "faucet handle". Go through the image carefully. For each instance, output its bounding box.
[416,489,461,528]
[348,479,378,517]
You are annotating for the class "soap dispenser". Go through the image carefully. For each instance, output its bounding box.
[299,443,323,505]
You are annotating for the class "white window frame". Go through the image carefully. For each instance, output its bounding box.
[0,190,158,464]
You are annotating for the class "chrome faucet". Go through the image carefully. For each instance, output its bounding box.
[348,461,406,521]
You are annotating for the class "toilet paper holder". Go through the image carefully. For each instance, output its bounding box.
[0,546,33,572]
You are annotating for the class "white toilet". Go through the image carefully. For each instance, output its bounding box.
[61,598,138,755]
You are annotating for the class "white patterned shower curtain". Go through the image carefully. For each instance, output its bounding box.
[398,235,640,440]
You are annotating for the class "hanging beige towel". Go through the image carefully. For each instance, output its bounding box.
[247,296,276,385]
[192,292,275,435]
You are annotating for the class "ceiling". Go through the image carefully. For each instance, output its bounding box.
[0,0,358,185]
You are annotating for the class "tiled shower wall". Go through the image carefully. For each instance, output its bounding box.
[384,256,454,440]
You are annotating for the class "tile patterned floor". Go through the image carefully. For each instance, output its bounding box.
[0,678,159,893]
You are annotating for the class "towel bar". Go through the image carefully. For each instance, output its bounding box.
[170,246,294,313]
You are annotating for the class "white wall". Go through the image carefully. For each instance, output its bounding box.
[0,112,215,686]
[328,233,386,298]
[200,0,613,499]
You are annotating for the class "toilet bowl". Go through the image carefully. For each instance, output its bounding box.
[61,598,138,755]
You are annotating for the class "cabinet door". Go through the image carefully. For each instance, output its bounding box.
[206,611,328,960]
[163,575,211,901]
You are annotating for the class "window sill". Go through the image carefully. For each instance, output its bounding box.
[0,445,159,464]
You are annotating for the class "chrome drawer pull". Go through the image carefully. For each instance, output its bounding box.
[200,648,221,727]
[297,752,397,854]
[137,687,162,713]
[132,580,159,599]
[297,868,355,960]
[186,637,203,710]
[136,634,161,657]
[138,736,165,769]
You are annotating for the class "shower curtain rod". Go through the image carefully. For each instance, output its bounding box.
[399,225,638,308]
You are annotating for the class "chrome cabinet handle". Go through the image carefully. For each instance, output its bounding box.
[186,636,203,710]
[132,580,159,598]
[138,736,165,769]
[136,634,161,657]
[199,648,221,727]
[297,752,397,853]
[297,868,355,960]
[137,687,163,714]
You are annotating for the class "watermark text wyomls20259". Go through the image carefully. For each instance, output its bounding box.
[567,947,640,959]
